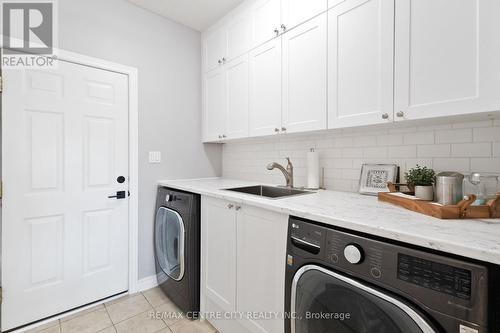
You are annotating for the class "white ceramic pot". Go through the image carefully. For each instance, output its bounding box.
[415,185,434,201]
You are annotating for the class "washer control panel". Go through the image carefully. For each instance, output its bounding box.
[344,244,363,264]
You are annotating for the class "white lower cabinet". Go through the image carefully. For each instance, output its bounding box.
[201,196,288,333]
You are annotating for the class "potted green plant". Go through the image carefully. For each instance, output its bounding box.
[405,165,436,200]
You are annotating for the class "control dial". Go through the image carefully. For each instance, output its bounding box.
[344,244,364,264]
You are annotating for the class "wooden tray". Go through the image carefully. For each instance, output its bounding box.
[378,182,500,219]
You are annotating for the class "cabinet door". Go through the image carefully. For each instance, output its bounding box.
[249,38,282,137]
[282,14,327,134]
[395,0,500,121]
[203,67,226,142]
[226,54,250,139]
[252,0,281,48]
[201,197,237,313]
[281,0,327,31]
[237,206,288,333]
[226,13,252,61]
[204,28,227,73]
[328,0,394,128]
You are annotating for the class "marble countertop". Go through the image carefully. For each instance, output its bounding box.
[158,178,500,265]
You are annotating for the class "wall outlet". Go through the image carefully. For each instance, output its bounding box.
[149,151,161,163]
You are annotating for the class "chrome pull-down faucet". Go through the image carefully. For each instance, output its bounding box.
[267,157,294,188]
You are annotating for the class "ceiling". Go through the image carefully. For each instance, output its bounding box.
[128,0,245,31]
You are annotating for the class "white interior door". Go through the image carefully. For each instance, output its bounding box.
[2,59,130,331]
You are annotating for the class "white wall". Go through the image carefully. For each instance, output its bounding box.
[223,119,500,190]
[58,0,222,279]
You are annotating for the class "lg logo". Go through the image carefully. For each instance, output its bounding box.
[2,1,54,54]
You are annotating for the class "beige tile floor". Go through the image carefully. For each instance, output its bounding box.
[25,287,218,333]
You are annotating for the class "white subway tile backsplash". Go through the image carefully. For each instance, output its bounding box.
[470,158,500,173]
[353,136,377,147]
[494,143,500,157]
[473,127,500,142]
[222,119,500,193]
[435,129,473,143]
[433,158,470,172]
[341,148,363,158]
[334,137,353,148]
[417,144,450,157]
[363,147,388,158]
[452,120,493,129]
[376,134,404,146]
[388,145,417,158]
[403,132,434,145]
[451,143,492,157]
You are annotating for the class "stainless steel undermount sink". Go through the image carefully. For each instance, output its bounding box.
[224,185,313,199]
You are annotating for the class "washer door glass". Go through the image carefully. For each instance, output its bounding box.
[292,265,437,333]
[155,207,185,281]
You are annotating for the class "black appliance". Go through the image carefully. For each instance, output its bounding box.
[154,187,200,316]
[285,216,495,333]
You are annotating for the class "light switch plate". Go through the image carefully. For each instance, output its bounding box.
[149,151,161,163]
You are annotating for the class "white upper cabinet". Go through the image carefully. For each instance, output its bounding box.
[394,0,500,121]
[203,67,226,141]
[252,0,282,48]
[281,0,327,31]
[282,14,327,133]
[328,0,347,9]
[225,54,250,139]
[249,38,282,137]
[204,28,227,73]
[328,0,394,128]
[226,13,252,61]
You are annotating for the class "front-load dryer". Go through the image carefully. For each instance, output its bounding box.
[154,187,200,317]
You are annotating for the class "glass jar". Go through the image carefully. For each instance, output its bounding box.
[462,173,499,205]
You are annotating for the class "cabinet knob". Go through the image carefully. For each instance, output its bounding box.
[227,204,234,209]
[274,127,280,133]
[235,205,241,211]
[222,57,226,64]
[222,134,227,138]
[381,113,389,119]
[396,111,405,118]
[281,24,287,32]
[274,28,280,36]
[218,59,222,65]
[281,127,287,132]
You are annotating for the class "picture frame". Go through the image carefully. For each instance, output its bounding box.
[359,164,399,195]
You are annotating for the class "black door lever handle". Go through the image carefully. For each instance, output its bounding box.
[108,191,127,199]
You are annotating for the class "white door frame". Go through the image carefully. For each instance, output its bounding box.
[0,45,140,296]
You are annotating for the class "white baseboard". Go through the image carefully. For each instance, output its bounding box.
[136,274,158,292]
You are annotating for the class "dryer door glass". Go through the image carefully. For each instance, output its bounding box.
[291,265,437,333]
[155,207,185,281]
